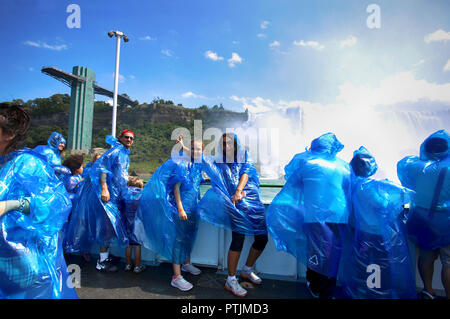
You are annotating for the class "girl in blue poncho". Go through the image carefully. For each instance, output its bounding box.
[339,146,416,299]
[33,131,71,179]
[134,139,204,291]
[197,133,268,298]
[397,130,450,299]
[266,132,351,299]
[65,130,135,272]
[0,103,77,299]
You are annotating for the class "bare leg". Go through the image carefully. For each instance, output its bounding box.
[228,250,241,276]
[442,266,450,299]
[173,264,181,277]
[125,246,132,265]
[183,257,191,265]
[245,247,263,268]
[418,255,436,296]
[134,245,141,266]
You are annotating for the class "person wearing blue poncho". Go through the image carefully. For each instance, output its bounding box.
[134,139,204,291]
[266,132,351,299]
[65,129,135,272]
[196,133,268,298]
[397,130,450,299]
[62,155,85,201]
[339,146,416,299]
[123,176,145,274]
[81,152,102,179]
[0,103,77,299]
[33,131,71,179]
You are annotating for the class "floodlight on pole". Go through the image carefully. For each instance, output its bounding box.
[108,30,129,137]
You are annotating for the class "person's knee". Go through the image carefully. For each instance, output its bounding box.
[419,248,439,265]
[230,233,245,252]
[439,246,450,269]
[252,235,268,251]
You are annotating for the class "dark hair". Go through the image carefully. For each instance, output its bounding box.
[425,137,448,154]
[63,154,84,174]
[0,103,30,154]
[220,133,238,160]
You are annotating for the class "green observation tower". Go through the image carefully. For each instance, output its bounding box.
[41,66,133,150]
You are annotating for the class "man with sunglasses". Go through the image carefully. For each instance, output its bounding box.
[65,129,136,272]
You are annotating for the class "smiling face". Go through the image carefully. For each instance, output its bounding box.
[119,133,134,149]
[58,142,65,152]
[222,135,235,159]
[191,140,203,160]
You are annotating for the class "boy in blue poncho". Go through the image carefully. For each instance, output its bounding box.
[65,129,135,272]
[62,155,84,200]
[0,103,77,299]
[339,146,416,299]
[33,131,71,179]
[123,176,145,274]
[397,130,450,299]
[134,139,204,291]
[196,133,268,298]
[266,132,351,299]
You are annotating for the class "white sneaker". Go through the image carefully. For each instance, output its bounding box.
[171,275,193,291]
[124,264,133,271]
[225,278,247,297]
[240,267,262,285]
[181,263,202,275]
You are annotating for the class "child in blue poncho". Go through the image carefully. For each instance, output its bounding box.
[123,176,145,273]
[266,132,351,299]
[339,147,416,299]
[397,130,450,299]
[62,154,85,200]
[134,139,204,291]
[0,103,77,299]
[196,133,268,298]
[33,131,71,179]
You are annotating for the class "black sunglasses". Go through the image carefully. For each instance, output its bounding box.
[122,135,134,140]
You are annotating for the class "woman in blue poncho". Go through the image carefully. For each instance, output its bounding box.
[134,139,205,291]
[266,132,351,299]
[339,146,416,299]
[397,130,450,299]
[33,131,71,179]
[65,130,135,272]
[0,103,77,299]
[197,133,268,298]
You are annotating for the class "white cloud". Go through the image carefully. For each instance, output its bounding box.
[111,73,126,83]
[139,35,155,41]
[228,52,243,68]
[425,29,450,43]
[24,40,67,51]
[230,96,273,113]
[182,91,207,99]
[293,40,325,51]
[261,21,270,29]
[232,40,239,45]
[444,59,450,72]
[414,59,426,67]
[269,40,280,48]
[340,36,357,48]
[129,75,136,79]
[161,49,174,57]
[204,50,224,61]
[337,71,450,107]
[257,33,267,38]
[28,67,34,72]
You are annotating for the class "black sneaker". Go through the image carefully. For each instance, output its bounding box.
[96,258,118,272]
[106,254,121,265]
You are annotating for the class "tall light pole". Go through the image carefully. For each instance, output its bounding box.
[108,30,129,137]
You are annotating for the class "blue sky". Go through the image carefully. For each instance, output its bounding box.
[1,0,449,112]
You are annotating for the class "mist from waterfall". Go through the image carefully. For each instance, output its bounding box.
[237,103,450,183]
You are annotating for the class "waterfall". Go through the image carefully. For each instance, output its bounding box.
[239,105,450,182]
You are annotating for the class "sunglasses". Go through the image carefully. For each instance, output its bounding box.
[122,135,134,140]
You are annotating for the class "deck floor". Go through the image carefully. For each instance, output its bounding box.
[66,254,311,299]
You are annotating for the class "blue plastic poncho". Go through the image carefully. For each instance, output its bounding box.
[0,149,77,299]
[266,133,351,277]
[339,147,416,299]
[62,174,83,201]
[123,186,143,245]
[33,132,71,179]
[64,136,130,253]
[397,130,450,250]
[197,134,267,236]
[134,156,203,264]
